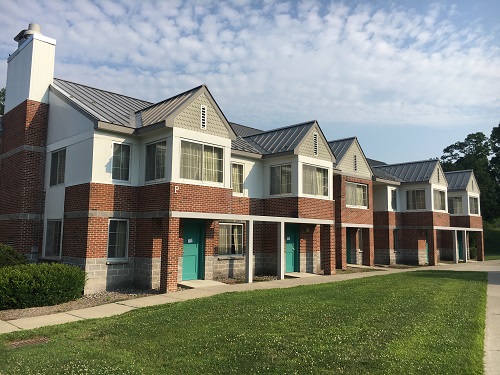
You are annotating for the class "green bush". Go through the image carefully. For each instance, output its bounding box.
[0,263,86,310]
[0,243,28,268]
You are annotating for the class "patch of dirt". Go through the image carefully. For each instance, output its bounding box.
[0,288,161,321]
[214,275,278,284]
[336,266,377,274]
[7,336,50,348]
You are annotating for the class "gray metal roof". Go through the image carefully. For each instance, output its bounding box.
[366,158,387,167]
[372,159,439,183]
[52,78,152,127]
[139,85,202,127]
[243,121,316,155]
[230,122,263,137]
[328,137,355,163]
[232,136,262,154]
[445,170,473,191]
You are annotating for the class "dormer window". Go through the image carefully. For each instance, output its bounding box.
[200,105,207,130]
[313,133,318,156]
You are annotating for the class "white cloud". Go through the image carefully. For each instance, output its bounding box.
[0,0,498,161]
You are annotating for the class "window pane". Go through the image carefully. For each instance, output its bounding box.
[232,164,243,193]
[270,166,280,195]
[346,183,355,205]
[181,141,202,180]
[108,220,128,259]
[281,164,291,194]
[112,144,130,181]
[303,165,315,195]
[219,225,230,255]
[45,220,62,257]
[391,190,397,210]
[50,149,66,186]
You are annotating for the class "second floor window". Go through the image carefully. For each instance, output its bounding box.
[346,182,367,207]
[469,197,479,215]
[271,164,292,195]
[112,143,130,181]
[231,163,243,193]
[50,148,66,186]
[407,189,426,210]
[433,190,446,210]
[390,189,397,210]
[180,141,223,183]
[448,196,463,214]
[145,140,166,181]
[303,164,328,196]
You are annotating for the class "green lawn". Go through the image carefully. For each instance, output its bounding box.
[0,271,487,374]
[484,227,500,260]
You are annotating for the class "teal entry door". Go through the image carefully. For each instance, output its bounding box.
[182,222,204,281]
[285,224,299,273]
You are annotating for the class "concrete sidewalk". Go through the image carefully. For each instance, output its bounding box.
[1,261,499,374]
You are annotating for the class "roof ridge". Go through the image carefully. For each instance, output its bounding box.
[444,169,473,173]
[229,122,263,132]
[328,136,356,144]
[373,158,439,168]
[247,120,316,137]
[136,84,204,113]
[53,77,152,104]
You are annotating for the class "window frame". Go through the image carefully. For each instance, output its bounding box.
[433,189,446,211]
[270,164,292,196]
[180,140,224,183]
[50,148,66,186]
[107,219,129,261]
[345,182,368,208]
[218,223,244,257]
[406,189,426,210]
[145,140,167,182]
[231,163,244,194]
[44,219,63,258]
[112,142,131,182]
[302,164,328,197]
[469,196,479,215]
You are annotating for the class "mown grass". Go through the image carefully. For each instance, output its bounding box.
[484,227,500,260]
[0,271,487,374]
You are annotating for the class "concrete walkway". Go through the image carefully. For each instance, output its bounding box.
[1,261,499,374]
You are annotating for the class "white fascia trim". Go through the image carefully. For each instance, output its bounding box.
[170,211,334,225]
[341,223,373,228]
[434,226,483,232]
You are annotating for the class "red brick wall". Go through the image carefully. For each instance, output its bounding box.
[169,183,232,214]
[320,224,336,274]
[0,100,48,254]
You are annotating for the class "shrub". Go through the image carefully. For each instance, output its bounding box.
[0,263,86,310]
[0,243,28,268]
[469,247,478,259]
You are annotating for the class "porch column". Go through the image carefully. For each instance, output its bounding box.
[245,220,254,283]
[452,230,458,264]
[277,221,285,280]
[463,231,469,263]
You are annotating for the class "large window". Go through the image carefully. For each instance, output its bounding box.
[112,143,131,181]
[271,164,292,195]
[448,196,463,214]
[219,224,243,256]
[346,182,368,207]
[406,189,426,210]
[45,220,62,257]
[146,140,166,181]
[107,219,128,259]
[180,141,223,183]
[50,148,66,186]
[433,190,446,210]
[302,164,328,196]
[231,163,243,194]
[469,197,479,215]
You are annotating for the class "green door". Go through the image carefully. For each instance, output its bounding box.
[285,225,299,272]
[182,222,204,281]
[458,231,464,260]
[346,229,352,264]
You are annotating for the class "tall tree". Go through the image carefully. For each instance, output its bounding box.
[490,124,500,184]
[0,87,5,115]
[441,131,499,221]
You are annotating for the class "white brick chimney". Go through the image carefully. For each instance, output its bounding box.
[4,23,56,113]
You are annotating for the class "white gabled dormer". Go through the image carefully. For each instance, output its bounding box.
[5,23,56,113]
[445,170,481,216]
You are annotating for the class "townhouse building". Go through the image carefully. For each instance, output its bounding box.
[0,24,484,294]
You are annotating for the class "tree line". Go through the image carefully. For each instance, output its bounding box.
[441,124,500,223]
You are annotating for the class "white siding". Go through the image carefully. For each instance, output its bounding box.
[430,164,447,187]
[467,174,480,193]
[373,185,389,211]
[5,34,55,112]
[297,125,332,162]
[230,156,264,198]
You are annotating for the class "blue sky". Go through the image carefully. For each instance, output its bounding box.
[1,0,499,163]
